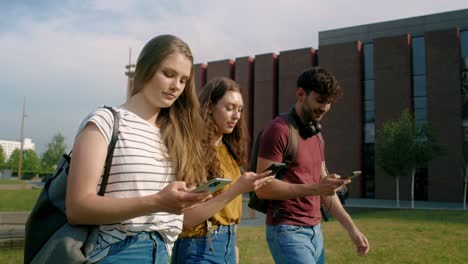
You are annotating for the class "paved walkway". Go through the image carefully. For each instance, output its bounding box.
[0,181,43,190]
[0,212,28,247]
[344,198,466,210]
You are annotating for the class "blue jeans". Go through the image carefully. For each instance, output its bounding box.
[97,231,169,264]
[172,224,236,264]
[266,224,325,264]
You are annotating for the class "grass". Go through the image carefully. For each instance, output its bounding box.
[238,226,274,263]
[238,208,468,264]
[0,189,41,211]
[0,249,22,264]
[1,191,467,263]
[321,209,468,264]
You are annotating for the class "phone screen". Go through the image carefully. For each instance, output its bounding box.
[342,170,362,179]
[191,178,232,193]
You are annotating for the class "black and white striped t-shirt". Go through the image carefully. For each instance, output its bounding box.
[77,106,183,248]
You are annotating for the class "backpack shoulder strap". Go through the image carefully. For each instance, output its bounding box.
[98,106,119,196]
[317,132,327,173]
[223,138,245,172]
[222,138,239,162]
[279,112,299,166]
[317,132,329,222]
[317,132,325,150]
[249,130,264,172]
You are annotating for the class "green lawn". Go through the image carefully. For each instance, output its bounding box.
[0,249,22,264]
[1,196,467,263]
[0,189,41,211]
[238,209,468,264]
[238,226,274,263]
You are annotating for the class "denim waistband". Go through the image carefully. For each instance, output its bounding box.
[211,224,236,235]
[87,231,165,262]
[132,231,164,241]
[266,224,322,232]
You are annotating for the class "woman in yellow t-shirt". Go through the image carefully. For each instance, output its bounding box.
[172,77,274,263]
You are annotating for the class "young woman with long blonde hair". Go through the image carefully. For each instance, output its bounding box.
[66,34,211,263]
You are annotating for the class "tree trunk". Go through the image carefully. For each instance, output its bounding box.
[411,169,415,209]
[464,179,467,210]
[465,163,468,210]
[396,176,400,208]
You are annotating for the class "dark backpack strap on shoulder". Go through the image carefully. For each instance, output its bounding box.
[317,132,327,173]
[249,130,264,172]
[98,106,119,196]
[316,132,329,222]
[317,132,325,152]
[222,138,239,163]
[279,112,299,168]
[270,112,300,217]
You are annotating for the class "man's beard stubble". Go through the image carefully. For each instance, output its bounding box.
[301,103,324,124]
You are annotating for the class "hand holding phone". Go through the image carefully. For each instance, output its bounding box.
[191,178,232,193]
[264,162,288,176]
[341,170,362,180]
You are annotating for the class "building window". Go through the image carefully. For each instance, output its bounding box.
[362,43,375,198]
[460,30,468,177]
[411,36,428,201]
[363,44,375,143]
[412,37,426,75]
[411,36,427,126]
[461,30,468,59]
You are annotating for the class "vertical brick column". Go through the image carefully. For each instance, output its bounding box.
[318,41,363,198]
[278,48,315,113]
[235,56,254,141]
[374,35,412,200]
[194,63,207,95]
[426,28,463,202]
[207,59,235,82]
[253,53,278,140]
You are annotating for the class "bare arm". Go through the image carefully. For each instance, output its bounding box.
[320,163,370,256]
[255,157,348,200]
[182,171,273,229]
[66,123,211,225]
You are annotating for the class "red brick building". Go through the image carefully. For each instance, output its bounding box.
[193,9,468,203]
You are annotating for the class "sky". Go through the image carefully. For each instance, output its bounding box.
[1,0,467,156]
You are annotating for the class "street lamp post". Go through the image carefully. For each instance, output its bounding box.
[18,97,26,180]
[125,48,136,99]
[462,162,468,210]
[463,57,468,210]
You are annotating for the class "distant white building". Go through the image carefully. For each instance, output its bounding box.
[0,138,35,160]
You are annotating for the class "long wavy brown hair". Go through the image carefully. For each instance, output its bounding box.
[131,34,206,185]
[198,77,249,180]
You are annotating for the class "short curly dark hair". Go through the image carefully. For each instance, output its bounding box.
[296,67,342,102]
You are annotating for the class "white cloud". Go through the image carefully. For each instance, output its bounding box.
[91,0,136,13]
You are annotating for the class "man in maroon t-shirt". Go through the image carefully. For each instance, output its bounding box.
[256,67,370,263]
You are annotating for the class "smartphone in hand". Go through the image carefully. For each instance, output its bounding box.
[191,178,232,193]
[341,170,362,180]
[264,162,288,176]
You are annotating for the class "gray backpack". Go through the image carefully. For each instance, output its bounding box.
[24,106,119,263]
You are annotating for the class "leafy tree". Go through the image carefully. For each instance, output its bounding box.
[0,145,5,169]
[41,133,67,172]
[376,109,444,208]
[6,149,41,177]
